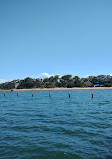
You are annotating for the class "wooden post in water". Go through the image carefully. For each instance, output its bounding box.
[32,92,33,97]
[49,91,51,97]
[92,92,93,98]
[4,92,5,97]
[69,91,70,98]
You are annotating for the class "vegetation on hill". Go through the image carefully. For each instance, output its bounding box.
[0,75,112,90]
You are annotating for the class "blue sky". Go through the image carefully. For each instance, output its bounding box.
[0,0,112,82]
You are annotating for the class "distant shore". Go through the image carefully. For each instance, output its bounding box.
[0,87,112,92]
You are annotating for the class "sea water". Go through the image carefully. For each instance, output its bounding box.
[0,90,112,159]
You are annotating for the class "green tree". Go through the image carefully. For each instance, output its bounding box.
[60,75,72,87]
[73,76,82,87]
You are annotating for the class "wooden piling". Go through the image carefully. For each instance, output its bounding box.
[92,92,93,98]
[69,91,70,98]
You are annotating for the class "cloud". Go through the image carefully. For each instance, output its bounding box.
[37,73,54,79]
[83,75,91,78]
[0,79,8,83]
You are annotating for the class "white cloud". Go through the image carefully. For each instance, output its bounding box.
[0,79,8,83]
[83,75,91,78]
[37,73,54,79]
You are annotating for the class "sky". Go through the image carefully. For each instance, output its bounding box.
[0,0,112,82]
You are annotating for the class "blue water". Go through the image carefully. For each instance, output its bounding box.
[0,90,112,159]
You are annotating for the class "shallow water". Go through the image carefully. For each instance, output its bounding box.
[0,90,112,159]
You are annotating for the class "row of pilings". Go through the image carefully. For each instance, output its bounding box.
[1,91,94,98]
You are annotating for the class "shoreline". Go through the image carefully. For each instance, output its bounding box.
[0,87,112,92]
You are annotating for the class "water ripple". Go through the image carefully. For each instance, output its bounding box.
[0,90,112,159]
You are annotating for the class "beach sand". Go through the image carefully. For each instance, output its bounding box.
[1,87,112,92]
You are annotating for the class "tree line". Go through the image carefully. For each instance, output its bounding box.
[0,74,112,90]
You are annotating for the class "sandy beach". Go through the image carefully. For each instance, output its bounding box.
[0,87,112,92]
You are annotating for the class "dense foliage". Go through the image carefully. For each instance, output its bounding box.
[0,75,112,90]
